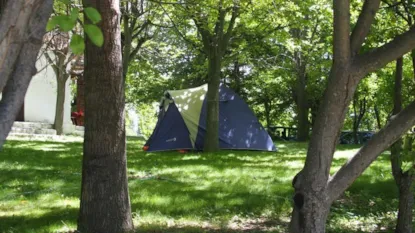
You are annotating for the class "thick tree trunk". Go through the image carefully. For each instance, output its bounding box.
[290,65,358,233]
[204,51,221,152]
[289,188,331,233]
[54,75,68,135]
[77,0,133,232]
[0,0,52,148]
[395,175,414,233]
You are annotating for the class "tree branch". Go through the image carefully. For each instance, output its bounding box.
[328,100,415,202]
[158,2,202,53]
[221,3,239,54]
[131,20,150,39]
[214,0,226,40]
[350,0,381,55]
[129,37,147,61]
[333,0,351,62]
[193,17,212,54]
[382,0,412,25]
[356,26,415,75]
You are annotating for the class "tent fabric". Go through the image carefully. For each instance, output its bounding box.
[168,84,207,147]
[144,103,193,151]
[144,83,276,152]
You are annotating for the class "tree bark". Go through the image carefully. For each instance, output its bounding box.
[54,76,68,135]
[0,0,53,148]
[411,50,415,81]
[374,105,382,130]
[390,57,414,233]
[204,50,221,152]
[0,0,7,16]
[289,0,415,231]
[264,101,271,129]
[296,71,309,141]
[44,50,72,136]
[394,174,414,233]
[77,0,133,232]
[352,97,366,144]
[231,61,242,95]
[193,2,238,152]
[289,188,331,233]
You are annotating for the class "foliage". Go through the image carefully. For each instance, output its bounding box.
[137,102,159,138]
[400,133,415,174]
[46,0,104,54]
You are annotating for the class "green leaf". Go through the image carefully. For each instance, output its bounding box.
[84,7,102,24]
[51,15,75,32]
[85,24,104,47]
[46,16,59,31]
[70,34,85,55]
[70,8,79,22]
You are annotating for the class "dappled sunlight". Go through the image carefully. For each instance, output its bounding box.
[181,155,203,160]
[0,139,403,233]
[333,148,360,159]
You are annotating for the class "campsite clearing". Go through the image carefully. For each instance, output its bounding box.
[0,137,401,232]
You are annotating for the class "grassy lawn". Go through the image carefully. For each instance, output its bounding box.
[0,137,404,233]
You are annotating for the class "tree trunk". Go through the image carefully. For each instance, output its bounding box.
[395,175,414,233]
[352,97,359,144]
[374,105,382,130]
[264,101,271,129]
[232,61,242,95]
[296,70,309,141]
[195,2,238,153]
[289,66,357,233]
[390,57,414,233]
[54,75,68,135]
[77,0,133,232]
[289,180,331,233]
[393,57,403,115]
[289,0,415,231]
[204,50,221,152]
[122,9,132,81]
[411,50,415,81]
[0,0,52,148]
[352,97,366,144]
[0,0,7,16]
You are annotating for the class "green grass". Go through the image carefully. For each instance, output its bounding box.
[0,138,405,233]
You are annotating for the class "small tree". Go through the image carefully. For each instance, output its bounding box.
[190,0,240,152]
[43,32,78,135]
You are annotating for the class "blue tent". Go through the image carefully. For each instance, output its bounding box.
[144,84,276,152]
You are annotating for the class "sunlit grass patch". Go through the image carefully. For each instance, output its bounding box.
[0,137,405,232]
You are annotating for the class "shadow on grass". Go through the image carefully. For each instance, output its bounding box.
[0,138,406,233]
[0,207,78,233]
